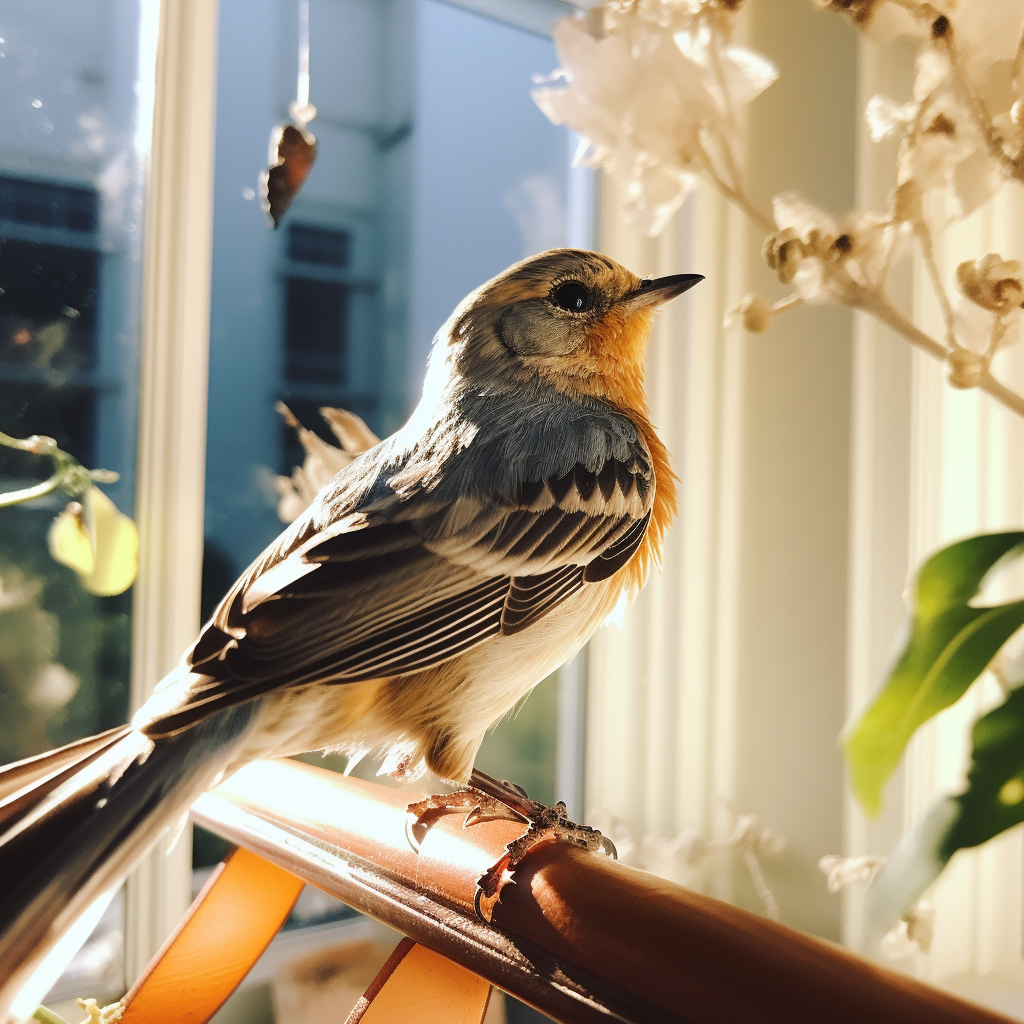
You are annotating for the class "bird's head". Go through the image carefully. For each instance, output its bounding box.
[428,249,703,411]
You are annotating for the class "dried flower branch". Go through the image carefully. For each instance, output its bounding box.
[818,854,935,957]
[532,0,776,236]
[533,0,1024,420]
[589,803,787,919]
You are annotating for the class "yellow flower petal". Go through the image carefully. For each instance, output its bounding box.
[48,502,96,576]
[81,488,139,597]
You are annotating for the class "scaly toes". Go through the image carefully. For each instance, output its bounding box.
[405,788,525,850]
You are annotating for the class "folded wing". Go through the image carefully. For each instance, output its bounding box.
[139,415,655,737]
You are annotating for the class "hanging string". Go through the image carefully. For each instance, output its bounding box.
[262,0,318,227]
[291,0,316,127]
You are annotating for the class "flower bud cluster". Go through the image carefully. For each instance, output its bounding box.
[762,225,858,285]
[944,347,987,389]
[810,0,877,26]
[726,293,776,333]
[762,228,805,283]
[955,255,1024,314]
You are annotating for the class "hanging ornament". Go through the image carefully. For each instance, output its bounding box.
[262,0,317,228]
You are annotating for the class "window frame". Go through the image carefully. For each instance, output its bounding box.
[125,0,219,981]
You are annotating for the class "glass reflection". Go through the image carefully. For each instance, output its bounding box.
[0,0,155,1006]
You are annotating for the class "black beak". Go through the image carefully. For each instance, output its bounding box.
[618,273,704,314]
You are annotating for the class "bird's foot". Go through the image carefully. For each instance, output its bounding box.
[405,786,525,849]
[405,769,616,922]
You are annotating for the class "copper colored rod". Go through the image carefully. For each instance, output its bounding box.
[192,778,670,1023]
[192,760,1013,1024]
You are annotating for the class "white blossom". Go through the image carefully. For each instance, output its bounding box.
[275,404,380,523]
[861,1,1023,227]
[879,899,936,958]
[725,292,776,333]
[819,854,933,957]
[764,191,903,303]
[811,0,923,43]
[533,4,777,236]
[865,94,916,142]
[818,853,884,895]
[956,254,1024,313]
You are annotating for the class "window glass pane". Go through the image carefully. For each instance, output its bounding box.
[204,9,588,1017]
[0,0,154,1006]
[288,223,350,266]
[283,276,348,384]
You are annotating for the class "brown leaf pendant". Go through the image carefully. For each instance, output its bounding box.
[262,123,317,228]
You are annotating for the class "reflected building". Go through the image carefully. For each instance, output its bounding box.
[205,0,586,587]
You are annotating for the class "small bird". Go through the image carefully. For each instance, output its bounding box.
[0,249,701,1015]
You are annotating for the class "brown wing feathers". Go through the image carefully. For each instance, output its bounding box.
[141,443,653,737]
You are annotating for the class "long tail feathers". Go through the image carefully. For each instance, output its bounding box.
[0,716,239,1021]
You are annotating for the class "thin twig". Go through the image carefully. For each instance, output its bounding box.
[979,367,1024,418]
[706,26,747,203]
[0,430,118,508]
[698,146,775,233]
[912,217,957,348]
[844,282,948,361]
[986,316,1009,361]
[0,474,63,510]
[939,33,1020,181]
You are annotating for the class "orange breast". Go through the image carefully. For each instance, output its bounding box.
[622,412,678,596]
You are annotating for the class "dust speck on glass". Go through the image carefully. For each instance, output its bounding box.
[0,0,155,1006]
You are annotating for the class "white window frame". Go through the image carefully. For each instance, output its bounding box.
[126,0,219,978]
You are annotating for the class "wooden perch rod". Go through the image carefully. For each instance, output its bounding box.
[192,759,1013,1024]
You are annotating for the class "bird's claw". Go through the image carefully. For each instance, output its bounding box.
[474,804,617,921]
[405,776,616,922]
[405,788,524,851]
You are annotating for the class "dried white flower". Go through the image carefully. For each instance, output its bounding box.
[533,5,777,236]
[765,191,903,303]
[74,996,124,1024]
[813,0,922,42]
[879,899,936,959]
[865,94,916,142]
[956,254,1024,313]
[726,292,776,333]
[275,404,380,523]
[818,853,885,895]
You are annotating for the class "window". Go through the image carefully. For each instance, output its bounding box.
[288,223,350,266]
[278,222,361,472]
[0,177,102,469]
[283,276,349,385]
[201,1,588,1019]
[0,0,156,1012]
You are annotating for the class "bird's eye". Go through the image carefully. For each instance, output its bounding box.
[550,281,594,313]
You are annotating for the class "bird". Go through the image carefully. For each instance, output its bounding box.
[0,248,701,1017]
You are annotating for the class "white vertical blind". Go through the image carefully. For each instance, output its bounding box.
[845,33,1024,1007]
[587,1,861,941]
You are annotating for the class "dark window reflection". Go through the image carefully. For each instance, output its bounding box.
[0,176,98,233]
[284,276,349,384]
[288,224,350,266]
[0,177,102,472]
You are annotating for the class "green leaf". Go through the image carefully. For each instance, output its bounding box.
[844,531,1024,816]
[33,1007,69,1024]
[863,687,1024,943]
[940,683,1024,857]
